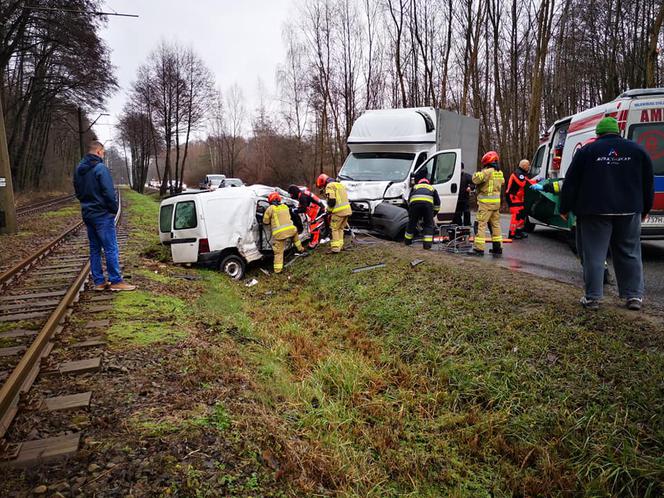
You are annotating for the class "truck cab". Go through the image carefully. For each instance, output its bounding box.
[339,107,479,238]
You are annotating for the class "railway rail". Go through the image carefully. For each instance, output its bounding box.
[0,192,123,466]
[16,194,77,218]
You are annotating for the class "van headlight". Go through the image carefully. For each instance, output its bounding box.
[384,183,405,200]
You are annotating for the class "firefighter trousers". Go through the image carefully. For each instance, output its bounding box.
[405,203,435,249]
[509,204,526,237]
[330,214,349,252]
[474,203,502,252]
[272,234,303,273]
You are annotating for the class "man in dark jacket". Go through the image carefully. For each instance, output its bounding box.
[453,163,474,226]
[74,141,135,291]
[560,117,654,310]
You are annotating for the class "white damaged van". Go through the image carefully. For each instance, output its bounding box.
[158,185,307,279]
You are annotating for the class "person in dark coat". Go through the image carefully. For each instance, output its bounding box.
[453,163,474,226]
[74,141,135,291]
[560,117,654,311]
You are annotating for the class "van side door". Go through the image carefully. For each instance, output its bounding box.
[170,199,202,263]
[412,148,462,221]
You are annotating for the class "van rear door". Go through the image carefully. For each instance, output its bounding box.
[159,201,175,245]
[171,198,202,263]
[412,148,462,220]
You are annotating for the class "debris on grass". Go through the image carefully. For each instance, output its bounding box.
[351,262,386,273]
[410,258,424,267]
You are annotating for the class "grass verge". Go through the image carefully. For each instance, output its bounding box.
[195,239,664,496]
[21,188,654,497]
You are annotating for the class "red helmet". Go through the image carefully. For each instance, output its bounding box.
[316,174,330,189]
[481,151,500,167]
[267,192,281,203]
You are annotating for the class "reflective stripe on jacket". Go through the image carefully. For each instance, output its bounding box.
[325,181,352,216]
[408,181,441,212]
[473,168,504,206]
[263,204,296,240]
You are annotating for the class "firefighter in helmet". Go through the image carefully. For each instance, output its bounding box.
[263,191,306,273]
[405,169,441,249]
[469,151,505,257]
[316,174,352,253]
[288,184,327,248]
[506,159,537,239]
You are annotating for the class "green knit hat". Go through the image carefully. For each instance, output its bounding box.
[596,117,620,135]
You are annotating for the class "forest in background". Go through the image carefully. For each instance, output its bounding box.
[1,0,116,192]
[1,0,663,194]
[148,0,664,193]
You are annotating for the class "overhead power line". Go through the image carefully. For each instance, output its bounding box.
[23,6,139,18]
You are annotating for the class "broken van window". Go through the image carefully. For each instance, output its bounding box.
[174,201,197,230]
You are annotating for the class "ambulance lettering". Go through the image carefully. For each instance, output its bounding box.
[640,108,664,123]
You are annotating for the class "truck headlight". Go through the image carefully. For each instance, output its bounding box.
[384,183,405,200]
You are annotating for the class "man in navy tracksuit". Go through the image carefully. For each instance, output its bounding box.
[560,117,654,310]
[73,141,135,291]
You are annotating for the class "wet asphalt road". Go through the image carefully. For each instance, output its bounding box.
[492,215,664,311]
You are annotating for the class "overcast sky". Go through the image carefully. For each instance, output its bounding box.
[94,0,294,144]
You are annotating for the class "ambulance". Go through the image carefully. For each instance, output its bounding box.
[526,88,664,239]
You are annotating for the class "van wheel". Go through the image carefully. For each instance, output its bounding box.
[524,219,536,233]
[219,254,245,280]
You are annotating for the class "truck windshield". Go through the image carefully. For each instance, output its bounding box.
[339,152,415,182]
[629,123,664,175]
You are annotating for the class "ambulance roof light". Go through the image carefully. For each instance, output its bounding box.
[616,88,664,99]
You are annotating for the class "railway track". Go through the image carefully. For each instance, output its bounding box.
[16,194,77,218]
[0,192,125,466]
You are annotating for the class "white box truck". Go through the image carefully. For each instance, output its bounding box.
[339,107,479,239]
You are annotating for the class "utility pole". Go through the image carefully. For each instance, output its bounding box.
[0,96,17,235]
[78,107,85,159]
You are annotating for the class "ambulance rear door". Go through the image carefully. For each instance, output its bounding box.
[627,98,664,238]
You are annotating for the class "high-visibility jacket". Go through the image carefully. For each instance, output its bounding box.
[325,181,352,217]
[473,167,504,207]
[408,180,441,212]
[263,203,297,240]
[506,167,536,206]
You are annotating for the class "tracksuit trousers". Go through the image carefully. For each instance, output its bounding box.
[576,214,644,301]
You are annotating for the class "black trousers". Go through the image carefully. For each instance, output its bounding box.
[453,204,471,226]
[405,203,434,248]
